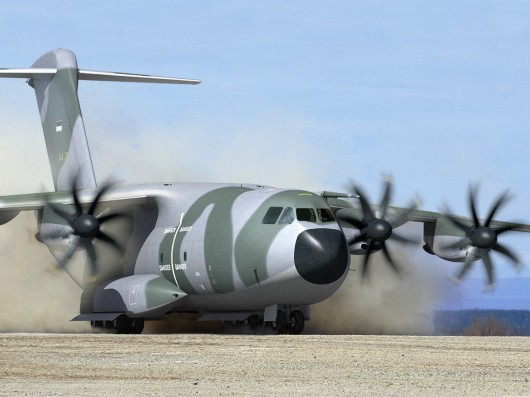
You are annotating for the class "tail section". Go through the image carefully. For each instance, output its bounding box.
[0,48,200,192]
[29,49,96,191]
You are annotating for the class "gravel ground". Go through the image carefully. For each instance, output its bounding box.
[0,334,529,396]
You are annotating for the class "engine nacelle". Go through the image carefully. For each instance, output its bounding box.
[422,217,471,262]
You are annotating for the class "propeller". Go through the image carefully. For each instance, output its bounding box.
[337,177,419,279]
[41,179,125,276]
[444,186,520,287]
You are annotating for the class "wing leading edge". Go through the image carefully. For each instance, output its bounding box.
[0,188,148,213]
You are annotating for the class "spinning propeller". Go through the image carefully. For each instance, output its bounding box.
[41,179,125,276]
[337,178,419,279]
[444,186,520,287]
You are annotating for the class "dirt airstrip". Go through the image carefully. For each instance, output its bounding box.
[0,334,529,396]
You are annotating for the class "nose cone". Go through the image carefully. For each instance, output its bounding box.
[294,229,349,285]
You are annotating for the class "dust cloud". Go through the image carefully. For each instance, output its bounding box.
[0,208,449,335]
[0,212,90,332]
[0,213,448,334]
[308,248,448,335]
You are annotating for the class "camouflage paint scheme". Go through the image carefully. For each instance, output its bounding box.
[0,49,528,333]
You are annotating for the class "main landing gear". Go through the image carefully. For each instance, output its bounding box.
[247,307,307,334]
[91,315,144,334]
[270,309,305,335]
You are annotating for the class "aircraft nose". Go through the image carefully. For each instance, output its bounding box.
[294,228,349,284]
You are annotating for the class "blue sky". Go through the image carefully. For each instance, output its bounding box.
[0,1,529,307]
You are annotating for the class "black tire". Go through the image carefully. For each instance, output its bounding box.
[129,318,145,334]
[273,310,287,334]
[112,315,128,334]
[247,314,260,328]
[90,320,104,330]
[289,310,305,335]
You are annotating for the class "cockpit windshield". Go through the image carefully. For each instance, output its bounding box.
[262,207,283,224]
[278,207,295,224]
[317,208,335,222]
[296,208,316,222]
[262,206,335,224]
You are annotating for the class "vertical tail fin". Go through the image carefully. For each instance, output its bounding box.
[0,48,201,192]
[29,49,96,191]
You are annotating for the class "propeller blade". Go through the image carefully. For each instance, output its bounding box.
[88,182,114,216]
[387,200,419,228]
[468,186,481,228]
[98,212,127,225]
[379,178,393,219]
[95,230,124,253]
[361,240,375,279]
[71,178,83,216]
[80,238,98,275]
[454,247,477,281]
[480,249,495,287]
[338,213,367,230]
[381,243,402,276]
[492,242,519,265]
[46,201,75,224]
[354,185,375,222]
[56,236,80,269]
[494,223,519,235]
[484,191,510,228]
[445,214,473,234]
[389,231,417,245]
[39,226,74,240]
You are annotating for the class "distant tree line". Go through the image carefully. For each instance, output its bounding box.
[434,310,530,336]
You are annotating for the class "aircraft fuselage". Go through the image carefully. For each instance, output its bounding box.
[126,183,350,312]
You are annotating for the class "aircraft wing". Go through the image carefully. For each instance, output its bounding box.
[0,188,148,223]
[405,208,530,233]
[326,194,530,233]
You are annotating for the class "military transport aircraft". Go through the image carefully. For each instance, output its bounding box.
[0,49,528,334]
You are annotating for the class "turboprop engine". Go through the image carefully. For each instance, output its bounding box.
[422,187,521,286]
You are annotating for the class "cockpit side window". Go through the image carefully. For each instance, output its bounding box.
[262,207,283,224]
[318,208,335,223]
[278,207,295,224]
[296,208,317,222]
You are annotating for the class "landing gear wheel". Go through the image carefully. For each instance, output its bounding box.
[127,318,145,334]
[288,310,305,335]
[272,310,287,334]
[248,314,260,328]
[112,315,128,334]
[90,320,104,331]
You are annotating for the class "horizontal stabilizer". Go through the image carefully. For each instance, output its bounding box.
[78,69,201,84]
[0,68,201,85]
[0,68,57,78]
